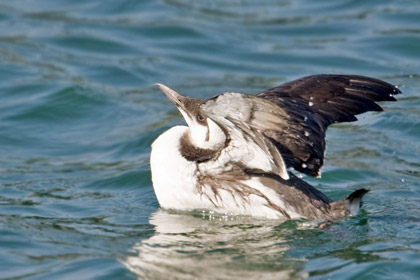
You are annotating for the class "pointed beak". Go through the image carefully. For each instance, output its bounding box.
[156,83,205,129]
[155,83,189,111]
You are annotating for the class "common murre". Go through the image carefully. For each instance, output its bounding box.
[150,75,401,220]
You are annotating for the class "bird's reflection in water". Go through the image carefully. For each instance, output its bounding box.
[122,209,306,279]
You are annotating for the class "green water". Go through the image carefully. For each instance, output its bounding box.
[1,0,419,279]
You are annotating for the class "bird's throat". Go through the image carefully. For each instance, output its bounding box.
[179,133,220,162]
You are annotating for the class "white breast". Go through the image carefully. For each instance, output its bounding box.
[150,126,213,210]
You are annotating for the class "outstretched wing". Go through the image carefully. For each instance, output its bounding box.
[256,74,401,177]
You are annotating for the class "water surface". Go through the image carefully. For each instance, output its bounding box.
[1,0,420,279]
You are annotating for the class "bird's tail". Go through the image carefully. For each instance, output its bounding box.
[345,188,369,216]
[329,188,369,218]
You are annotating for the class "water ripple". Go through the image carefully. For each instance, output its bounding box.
[1,0,419,279]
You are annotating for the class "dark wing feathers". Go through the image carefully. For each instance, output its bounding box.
[256,74,401,177]
[258,74,400,124]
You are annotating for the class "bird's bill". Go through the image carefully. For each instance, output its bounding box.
[156,83,196,126]
[155,83,189,111]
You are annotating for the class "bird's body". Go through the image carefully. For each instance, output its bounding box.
[150,75,400,220]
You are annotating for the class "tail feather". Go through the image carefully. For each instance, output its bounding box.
[347,188,369,216]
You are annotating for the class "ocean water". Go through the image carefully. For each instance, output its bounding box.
[0,0,419,279]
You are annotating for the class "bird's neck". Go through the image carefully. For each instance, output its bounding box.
[180,119,228,162]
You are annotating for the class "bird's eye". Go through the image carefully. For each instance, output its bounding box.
[197,113,205,122]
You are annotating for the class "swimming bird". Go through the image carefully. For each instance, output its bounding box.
[150,75,400,220]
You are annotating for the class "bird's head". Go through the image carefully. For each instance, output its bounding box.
[156,84,226,152]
